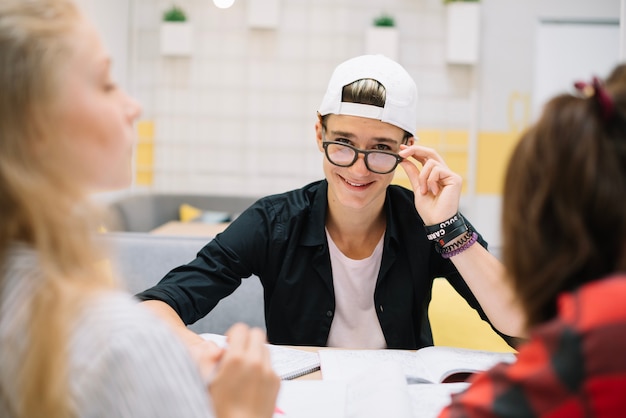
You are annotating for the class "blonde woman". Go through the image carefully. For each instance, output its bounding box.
[0,1,279,417]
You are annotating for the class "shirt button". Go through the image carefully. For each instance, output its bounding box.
[326,310,333,317]
[379,305,384,312]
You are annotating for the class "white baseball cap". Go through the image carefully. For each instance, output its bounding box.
[318,54,418,137]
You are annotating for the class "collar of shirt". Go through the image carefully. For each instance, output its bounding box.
[298,180,407,251]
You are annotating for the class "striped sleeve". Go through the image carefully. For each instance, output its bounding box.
[70,292,214,418]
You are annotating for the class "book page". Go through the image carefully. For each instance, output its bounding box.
[200,333,320,380]
[276,362,468,418]
[319,347,516,384]
[319,349,431,383]
[413,346,516,383]
[406,382,470,418]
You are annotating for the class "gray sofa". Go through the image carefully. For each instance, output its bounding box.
[101,232,266,334]
[104,193,260,233]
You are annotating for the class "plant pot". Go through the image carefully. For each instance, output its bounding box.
[160,22,193,57]
[445,2,481,64]
[365,26,399,61]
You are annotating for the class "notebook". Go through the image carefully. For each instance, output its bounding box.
[200,333,320,380]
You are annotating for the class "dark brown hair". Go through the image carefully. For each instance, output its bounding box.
[502,70,626,328]
[606,63,626,86]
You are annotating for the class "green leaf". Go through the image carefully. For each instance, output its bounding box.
[163,5,187,22]
[373,14,395,27]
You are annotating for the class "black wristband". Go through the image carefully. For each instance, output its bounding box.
[425,213,466,242]
[436,223,469,247]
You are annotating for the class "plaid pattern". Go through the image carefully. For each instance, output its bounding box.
[439,274,626,418]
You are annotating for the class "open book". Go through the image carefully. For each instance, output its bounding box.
[319,345,516,384]
[274,363,471,418]
[200,333,320,380]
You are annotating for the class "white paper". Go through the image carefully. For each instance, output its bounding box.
[344,362,413,418]
[272,368,469,418]
[275,380,347,418]
[407,382,469,418]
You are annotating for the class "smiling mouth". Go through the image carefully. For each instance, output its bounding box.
[341,176,372,188]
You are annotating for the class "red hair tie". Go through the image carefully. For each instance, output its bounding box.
[574,77,614,121]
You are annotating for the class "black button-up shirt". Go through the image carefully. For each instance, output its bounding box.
[136,180,501,349]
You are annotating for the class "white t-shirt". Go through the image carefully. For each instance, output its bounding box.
[0,244,214,418]
[326,230,387,349]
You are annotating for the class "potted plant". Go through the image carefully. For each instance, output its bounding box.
[160,5,193,57]
[163,5,187,21]
[373,13,395,27]
[365,12,399,61]
[444,0,481,64]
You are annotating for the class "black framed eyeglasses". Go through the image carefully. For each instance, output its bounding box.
[322,141,402,174]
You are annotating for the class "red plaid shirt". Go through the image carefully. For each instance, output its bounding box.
[439,274,626,418]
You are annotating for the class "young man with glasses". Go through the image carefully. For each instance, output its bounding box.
[137,55,525,354]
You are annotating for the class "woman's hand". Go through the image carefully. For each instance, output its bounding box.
[209,323,280,418]
[398,144,463,225]
[187,337,225,383]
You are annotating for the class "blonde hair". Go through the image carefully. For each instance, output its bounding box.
[0,1,116,416]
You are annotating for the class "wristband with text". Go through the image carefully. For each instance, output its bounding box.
[425,212,468,247]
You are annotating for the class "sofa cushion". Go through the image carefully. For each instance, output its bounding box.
[105,193,259,232]
[100,232,266,334]
[179,203,231,223]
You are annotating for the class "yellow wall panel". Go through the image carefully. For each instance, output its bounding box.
[444,152,468,176]
[476,131,519,194]
[398,129,520,196]
[137,120,155,141]
[135,142,154,167]
[135,120,154,186]
[415,129,443,147]
[397,129,471,193]
[135,170,154,186]
[442,130,469,147]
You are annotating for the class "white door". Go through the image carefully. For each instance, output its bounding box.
[532,20,619,120]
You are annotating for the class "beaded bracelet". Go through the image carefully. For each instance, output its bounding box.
[441,232,478,259]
